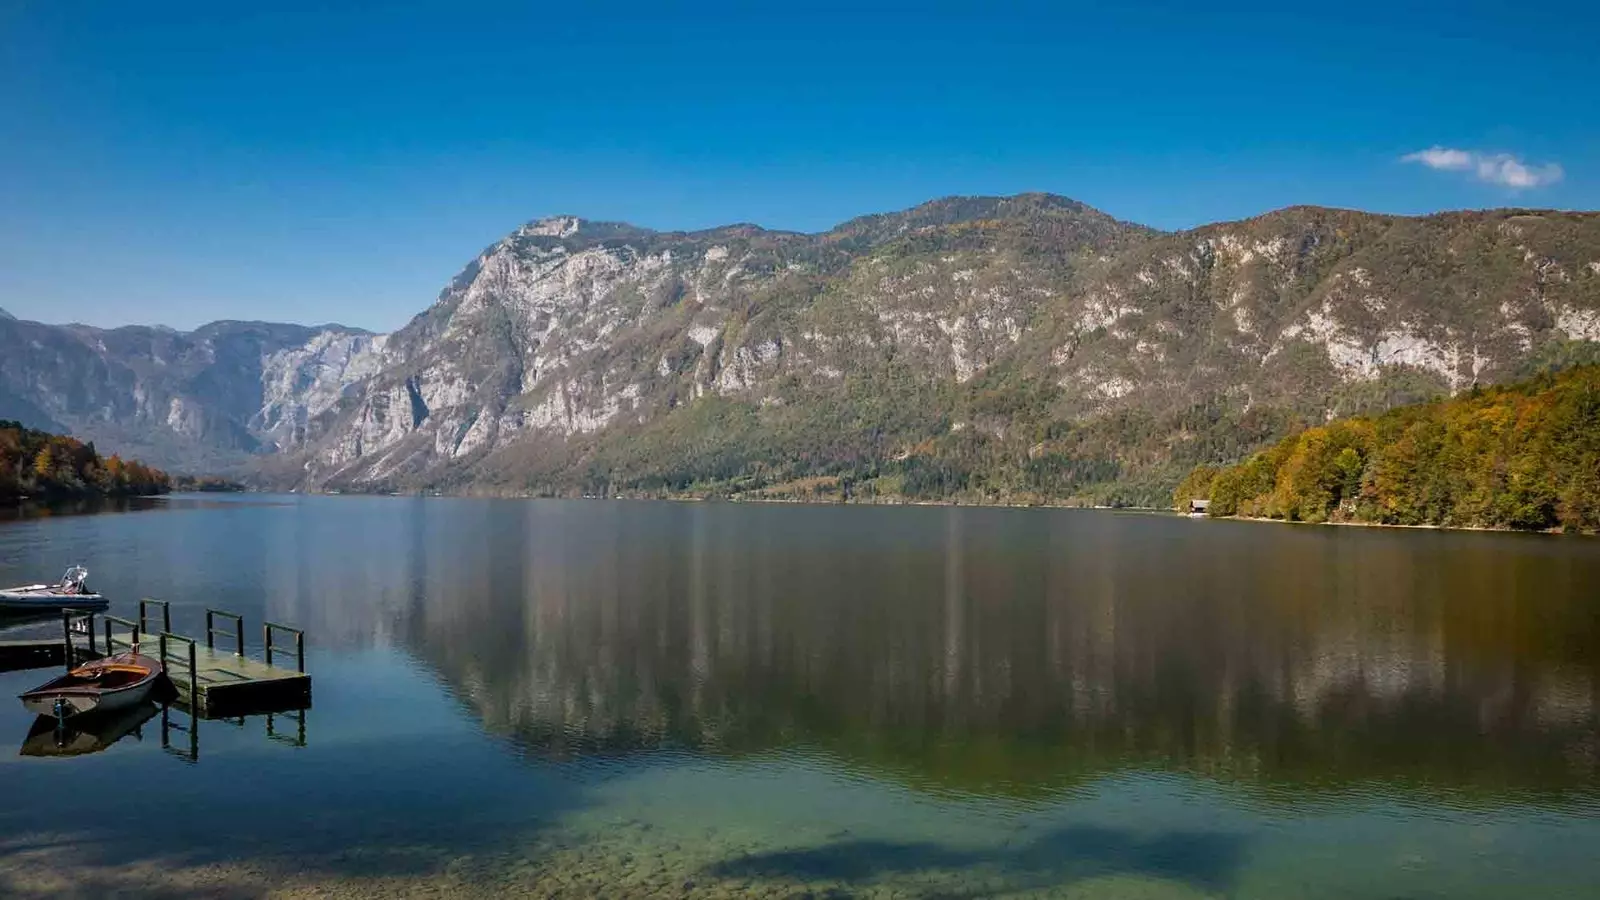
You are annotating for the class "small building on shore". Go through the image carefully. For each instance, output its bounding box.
[1189,499,1210,515]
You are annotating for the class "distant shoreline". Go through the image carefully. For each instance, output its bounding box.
[285,488,1598,536]
[1198,512,1595,538]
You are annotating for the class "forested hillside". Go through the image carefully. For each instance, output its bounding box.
[1175,365,1600,531]
[0,420,170,501]
[292,199,1600,504]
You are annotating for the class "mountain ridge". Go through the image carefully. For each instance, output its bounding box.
[3,193,1598,504]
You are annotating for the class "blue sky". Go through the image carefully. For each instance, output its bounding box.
[2,1,1596,331]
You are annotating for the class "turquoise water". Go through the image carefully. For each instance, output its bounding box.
[0,495,1596,897]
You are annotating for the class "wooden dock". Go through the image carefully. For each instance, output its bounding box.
[6,602,312,718]
[127,634,311,716]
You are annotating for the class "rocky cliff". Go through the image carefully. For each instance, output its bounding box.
[6,195,1600,500]
[0,317,380,470]
[289,197,1600,503]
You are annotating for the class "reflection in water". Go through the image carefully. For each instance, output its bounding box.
[19,702,159,758]
[280,500,1599,801]
[0,495,167,523]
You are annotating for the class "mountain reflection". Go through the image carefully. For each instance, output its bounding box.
[278,500,1600,799]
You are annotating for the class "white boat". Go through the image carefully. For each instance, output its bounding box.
[0,566,108,613]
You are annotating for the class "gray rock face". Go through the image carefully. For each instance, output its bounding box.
[290,200,1600,497]
[0,317,376,470]
[6,196,1600,498]
[288,197,1145,485]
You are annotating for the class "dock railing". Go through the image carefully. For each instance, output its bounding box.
[157,631,200,711]
[60,609,98,667]
[138,599,171,638]
[102,614,141,659]
[205,609,244,657]
[264,621,305,673]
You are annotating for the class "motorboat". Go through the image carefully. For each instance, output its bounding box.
[18,651,164,720]
[0,566,108,613]
[20,701,160,757]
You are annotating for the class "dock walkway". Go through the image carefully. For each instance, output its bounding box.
[126,634,310,715]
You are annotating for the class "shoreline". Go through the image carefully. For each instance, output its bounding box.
[1204,512,1596,538]
[187,486,1598,537]
[285,487,1169,514]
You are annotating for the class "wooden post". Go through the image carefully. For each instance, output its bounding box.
[187,640,198,712]
[205,610,214,650]
[264,623,273,668]
[296,631,304,674]
[61,610,73,670]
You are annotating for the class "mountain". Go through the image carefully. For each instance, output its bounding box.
[0,307,14,320]
[285,198,1600,502]
[277,194,1157,492]
[0,315,381,471]
[5,195,1600,500]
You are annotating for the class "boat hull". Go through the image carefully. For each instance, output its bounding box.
[0,590,108,613]
[0,566,105,613]
[19,686,148,718]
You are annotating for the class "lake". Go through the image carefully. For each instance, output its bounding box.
[0,495,1596,898]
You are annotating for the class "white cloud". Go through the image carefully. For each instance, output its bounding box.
[1402,146,1564,189]
[1403,147,1474,171]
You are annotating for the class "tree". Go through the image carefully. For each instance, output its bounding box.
[1176,365,1600,533]
[32,446,55,481]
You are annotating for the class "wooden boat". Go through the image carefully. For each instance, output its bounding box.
[0,566,108,613]
[18,651,164,720]
[20,701,159,757]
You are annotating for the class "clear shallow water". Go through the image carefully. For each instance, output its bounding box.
[0,495,1597,898]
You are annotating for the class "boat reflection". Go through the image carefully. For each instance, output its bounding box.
[21,701,160,758]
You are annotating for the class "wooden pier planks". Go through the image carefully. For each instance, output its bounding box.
[132,635,311,716]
